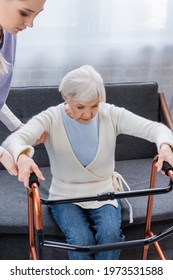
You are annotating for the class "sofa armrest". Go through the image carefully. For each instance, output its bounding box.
[159,92,173,131]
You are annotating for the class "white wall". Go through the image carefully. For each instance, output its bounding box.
[11,0,173,117]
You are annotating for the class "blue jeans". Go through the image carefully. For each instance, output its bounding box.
[50,201,124,260]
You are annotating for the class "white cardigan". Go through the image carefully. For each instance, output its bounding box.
[3,102,173,210]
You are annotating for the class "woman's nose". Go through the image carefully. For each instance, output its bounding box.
[83,109,92,119]
[24,17,34,28]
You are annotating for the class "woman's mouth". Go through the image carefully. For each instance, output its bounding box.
[16,27,24,32]
[80,118,91,123]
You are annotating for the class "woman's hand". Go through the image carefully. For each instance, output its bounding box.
[0,148,18,176]
[17,154,45,188]
[33,131,48,146]
[156,144,173,173]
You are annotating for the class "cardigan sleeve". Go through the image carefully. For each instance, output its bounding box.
[0,146,3,157]
[2,106,56,163]
[0,104,22,131]
[108,104,173,151]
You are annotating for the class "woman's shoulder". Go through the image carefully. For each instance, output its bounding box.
[37,104,62,118]
[99,102,124,114]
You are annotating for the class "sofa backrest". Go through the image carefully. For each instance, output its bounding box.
[0,82,159,168]
[106,82,159,160]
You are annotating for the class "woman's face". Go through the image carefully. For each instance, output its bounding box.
[65,98,100,124]
[0,0,46,34]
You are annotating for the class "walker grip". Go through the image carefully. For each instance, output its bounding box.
[162,161,173,176]
[29,172,40,188]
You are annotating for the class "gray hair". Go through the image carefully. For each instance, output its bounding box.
[59,65,106,102]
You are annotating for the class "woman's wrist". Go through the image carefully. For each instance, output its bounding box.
[17,153,28,164]
[160,143,173,151]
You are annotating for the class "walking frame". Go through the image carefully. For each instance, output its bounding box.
[28,158,173,260]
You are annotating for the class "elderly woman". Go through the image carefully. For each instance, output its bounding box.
[2,65,173,260]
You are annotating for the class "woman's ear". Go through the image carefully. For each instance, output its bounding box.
[61,93,66,101]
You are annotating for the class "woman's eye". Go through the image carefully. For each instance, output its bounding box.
[76,105,84,109]
[20,10,29,17]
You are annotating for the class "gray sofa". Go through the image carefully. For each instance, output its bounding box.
[0,82,173,260]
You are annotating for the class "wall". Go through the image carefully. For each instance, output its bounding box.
[11,44,173,118]
[10,0,173,118]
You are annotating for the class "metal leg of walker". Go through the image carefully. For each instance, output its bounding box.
[28,181,43,260]
[142,157,167,260]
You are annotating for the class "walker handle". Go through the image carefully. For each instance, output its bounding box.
[29,172,40,188]
[162,161,173,176]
